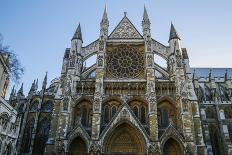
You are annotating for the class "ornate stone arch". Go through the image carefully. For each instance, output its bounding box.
[100,104,150,154]
[157,96,176,105]
[72,97,93,128]
[67,126,90,153]
[157,96,177,128]
[160,125,185,155]
[102,120,147,154]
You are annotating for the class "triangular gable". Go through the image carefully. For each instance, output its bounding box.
[100,103,149,142]
[109,16,143,39]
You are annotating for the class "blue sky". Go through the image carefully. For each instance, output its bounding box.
[0,0,232,96]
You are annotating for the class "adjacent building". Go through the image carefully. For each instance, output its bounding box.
[0,53,20,155]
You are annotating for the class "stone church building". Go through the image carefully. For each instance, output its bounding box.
[9,7,232,155]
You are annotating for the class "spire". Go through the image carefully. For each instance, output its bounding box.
[101,5,109,27]
[17,83,24,96]
[10,85,15,97]
[9,85,15,101]
[143,5,150,24]
[169,23,180,42]
[225,69,229,81]
[102,5,108,22]
[209,69,212,81]
[72,23,82,42]
[35,79,38,91]
[29,80,36,93]
[42,72,47,90]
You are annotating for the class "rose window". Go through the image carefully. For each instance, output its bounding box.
[107,45,144,79]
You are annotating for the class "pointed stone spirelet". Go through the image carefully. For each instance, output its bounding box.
[101,5,109,26]
[169,23,180,42]
[10,85,15,96]
[17,83,24,96]
[72,23,83,42]
[35,78,38,91]
[42,72,48,90]
[143,5,150,24]
[102,5,108,21]
[29,80,36,93]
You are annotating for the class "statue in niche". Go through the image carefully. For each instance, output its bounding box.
[147,55,153,67]
[98,55,103,67]
[99,41,104,51]
[94,98,100,112]
[148,81,155,92]
[63,97,69,111]
[69,52,76,67]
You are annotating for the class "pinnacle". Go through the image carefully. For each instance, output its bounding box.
[72,23,83,42]
[143,5,149,22]
[169,23,180,42]
[102,5,108,22]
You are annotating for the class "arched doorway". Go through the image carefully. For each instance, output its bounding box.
[69,136,87,155]
[163,138,182,155]
[105,123,145,155]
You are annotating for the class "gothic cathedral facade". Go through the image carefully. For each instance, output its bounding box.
[11,7,232,155]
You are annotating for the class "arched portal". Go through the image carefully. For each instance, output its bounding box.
[105,123,145,155]
[69,136,87,155]
[163,138,182,155]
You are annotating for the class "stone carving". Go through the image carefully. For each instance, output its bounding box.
[109,17,142,39]
[185,143,194,155]
[89,141,101,154]
[97,55,104,67]
[94,98,100,112]
[147,55,153,67]
[99,40,104,51]
[146,40,151,51]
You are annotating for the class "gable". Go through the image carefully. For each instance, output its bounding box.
[109,16,143,39]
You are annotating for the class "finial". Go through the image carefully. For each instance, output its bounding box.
[124,12,127,17]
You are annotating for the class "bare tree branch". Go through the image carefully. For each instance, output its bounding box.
[0,33,24,83]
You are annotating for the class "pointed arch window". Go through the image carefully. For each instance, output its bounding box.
[112,106,117,117]
[162,109,169,127]
[141,106,146,124]
[81,107,88,126]
[104,106,110,124]
[133,106,139,118]
[33,118,51,154]
[22,119,34,153]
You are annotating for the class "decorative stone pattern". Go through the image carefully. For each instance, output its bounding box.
[106,44,145,79]
[109,16,142,39]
